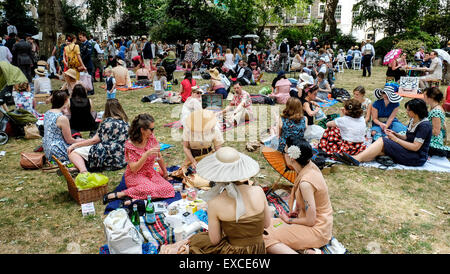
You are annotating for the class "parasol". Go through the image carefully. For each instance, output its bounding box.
[383,49,402,65]
[261,146,297,184]
[433,49,450,63]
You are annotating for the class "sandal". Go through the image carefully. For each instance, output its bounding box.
[342,152,360,166]
[333,152,353,166]
[103,191,120,205]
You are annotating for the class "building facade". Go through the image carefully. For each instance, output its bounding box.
[263,0,386,42]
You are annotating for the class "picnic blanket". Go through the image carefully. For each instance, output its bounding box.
[317,98,340,108]
[360,156,450,172]
[398,92,424,99]
[99,242,159,254]
[163,118,256,132]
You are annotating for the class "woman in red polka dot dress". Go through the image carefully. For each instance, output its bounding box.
[102,114,174,204]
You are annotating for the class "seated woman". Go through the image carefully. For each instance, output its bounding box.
[386,53,407,82]
[271,71,286,94]
[153,66,168,98]
[182,109,224,169]
[180,86,203,128]
[423,87,449,157]
[135,64,152,86]
[315,72,331,102]
[290,49,303,72]
[13,82,42,119]
[250,62,261,83]
[68,84,97,135]
[264,138,333,254]
[302,85,322,126]
[68,99,129,173]
[60,68,83,94]
[112,59,132,88]
[176,147,271,254]
[371,86,407,141]
[43,90,84,162]
[102,113,174,204]
[336,99,433,167]
[269,75,291,104]
[318,99,367,159]
[352,86,372,124]
[277,97,307,153]
[180,71,197,102]
[208,68,228,99]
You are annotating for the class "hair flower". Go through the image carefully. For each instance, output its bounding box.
[287,145,301,160]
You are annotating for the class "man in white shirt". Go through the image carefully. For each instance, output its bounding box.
[6,22,17,36]
[361,40,375,77]
[418,50,442,88]
[193,39,201,61]
[0,40,12,63]
[92,37,105,82]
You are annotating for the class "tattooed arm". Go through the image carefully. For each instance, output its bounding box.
[281,181,317,227]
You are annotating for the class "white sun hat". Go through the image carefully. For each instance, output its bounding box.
[196,147,260,183]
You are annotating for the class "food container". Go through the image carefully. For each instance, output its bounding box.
[173,183,183,192]
[187,188,197,201]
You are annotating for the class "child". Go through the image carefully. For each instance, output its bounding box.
[250,62,261,84]
[352,86,372,124]
[104,68,116,99]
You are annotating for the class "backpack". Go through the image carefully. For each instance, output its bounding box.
[280,42,288,53]
[143,42,152,59]
[331,88,351,101]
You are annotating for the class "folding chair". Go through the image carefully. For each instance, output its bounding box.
[353,57,361,70]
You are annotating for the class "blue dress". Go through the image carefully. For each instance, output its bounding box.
[277,117,306,152]
[43,111,70,162]
[371,99,407,140]
[383,118,432,166]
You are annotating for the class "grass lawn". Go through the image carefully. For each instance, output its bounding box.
[0,66,448,254]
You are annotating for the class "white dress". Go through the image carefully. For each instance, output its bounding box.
[224,53,235,70]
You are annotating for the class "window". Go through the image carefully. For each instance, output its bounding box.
[319,4,325,15]
[335,5,341,20]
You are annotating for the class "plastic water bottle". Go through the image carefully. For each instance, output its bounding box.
[365,128,372,146]
[139,216,160,248]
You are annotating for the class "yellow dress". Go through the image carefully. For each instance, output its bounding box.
[189,211,266,254]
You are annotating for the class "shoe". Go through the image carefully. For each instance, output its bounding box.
[87,90,95,96]
[333,152,353,166]
[342,152,360,166]
[103,191,120,205]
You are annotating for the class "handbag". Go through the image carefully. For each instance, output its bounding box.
[103,208,144,254]
[24,123,41,139]
[375,155,396,170]
[20,152,45,169]
[79,72,93,91]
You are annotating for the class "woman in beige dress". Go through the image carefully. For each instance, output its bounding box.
[264,137,333,254]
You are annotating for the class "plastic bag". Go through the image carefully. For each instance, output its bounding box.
[75,172,109,190]
[258,86,272,95]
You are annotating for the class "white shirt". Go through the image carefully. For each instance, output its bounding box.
[319,64,328,74]
[7,25,17,35]
[33,77,52,93]
[224,53,234,69]
[181,97,202,127]
[334,116,366,143]
[193,42,201,53]
[361,44,375,56]
[0,45,12,63]
[94,43,104,54]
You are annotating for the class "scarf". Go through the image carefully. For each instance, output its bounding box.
[203,182,246,223]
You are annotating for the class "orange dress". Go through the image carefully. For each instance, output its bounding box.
[263,161,333,250]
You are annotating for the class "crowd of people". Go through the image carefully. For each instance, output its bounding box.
[1,21,449,255]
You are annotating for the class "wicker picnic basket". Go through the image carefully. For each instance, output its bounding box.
[52,156,108,205]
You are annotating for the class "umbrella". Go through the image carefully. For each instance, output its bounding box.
[0,61,28,91]
[261,146,297,184]
[433,49,450,63]
[244,34,259,41]
[230,35,242,39]
[383,49,402,65]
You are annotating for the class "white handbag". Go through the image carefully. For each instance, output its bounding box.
[103,209,144,254]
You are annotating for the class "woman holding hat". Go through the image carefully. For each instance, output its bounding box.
[180,86,203,128]
[336,99,433,167]
[186,147,271,254]
[264,138,333,254]
[208,68,228,99]
[60,68,83,94]
[371,85,407,141]
[182,109,224,169]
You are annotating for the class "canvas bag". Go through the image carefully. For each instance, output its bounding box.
[399,77,419,94]
[24,123,41,139]
[103,208,144,254]
[79,72,93,91]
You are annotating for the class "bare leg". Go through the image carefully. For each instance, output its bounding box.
[68,152,88,173]
[266,243,298,254]
[353,137,385,162]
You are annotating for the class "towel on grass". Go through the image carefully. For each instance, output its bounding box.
[317,98,339,108]
[360,156,450,173]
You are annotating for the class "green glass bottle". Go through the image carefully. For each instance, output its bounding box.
[131,204,140,231]
[145,195,156,224]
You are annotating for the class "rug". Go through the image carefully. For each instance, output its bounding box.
[163,119,256,132]
[100,83,151,91]
[99,243,159,254]
[317,98,340,108]
[359,156,450,173]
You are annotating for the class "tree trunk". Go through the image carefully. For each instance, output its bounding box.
[38,0,65,58]
[321,0,339,38]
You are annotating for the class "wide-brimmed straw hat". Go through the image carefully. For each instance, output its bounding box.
[374,86,403,103]
[64,69,77,80]
[35,67,46,76]
[185,109,217,132]
[191,85,203,94]
[196,147,260,183]
[209,68,221,80]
